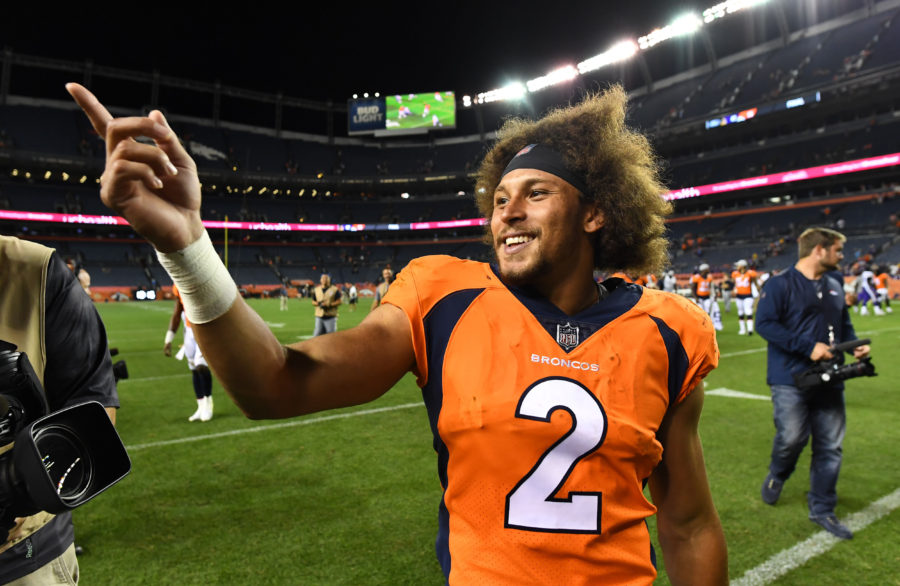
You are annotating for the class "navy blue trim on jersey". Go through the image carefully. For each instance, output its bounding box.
[490,267,643,353]
[649,316,690,406]
[421,287,484,580]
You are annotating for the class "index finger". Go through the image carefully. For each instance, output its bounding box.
[66,83,114,138]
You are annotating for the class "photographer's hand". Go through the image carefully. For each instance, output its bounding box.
[3,517,25,546]
[810,342,834,361]
[66,83,204,253]
[852,344,870,359]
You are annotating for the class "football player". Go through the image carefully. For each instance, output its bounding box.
[732,259,760,335]
[68,83,727,585]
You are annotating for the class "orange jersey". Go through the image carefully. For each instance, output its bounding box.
[384,256,718,585]
[875,272,889,290]
[732,269,758,296]
[691,273,712,298]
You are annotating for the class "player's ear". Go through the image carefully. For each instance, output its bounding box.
[582,203,604,235]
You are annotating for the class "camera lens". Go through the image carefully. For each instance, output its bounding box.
[32,424,93,505]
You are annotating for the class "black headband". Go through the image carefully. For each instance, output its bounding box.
[500,144,590,197]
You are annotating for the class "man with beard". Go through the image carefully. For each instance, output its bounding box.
[756,227,870,539]
[66,82,726,585]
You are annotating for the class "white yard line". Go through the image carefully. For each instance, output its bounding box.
[731,487,900,586]
[126,402,423,451]
[706,387,769,401]
[122,373,190,382]
[719,347,767,358]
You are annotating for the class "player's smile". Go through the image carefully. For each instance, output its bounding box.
[500,232,535,255]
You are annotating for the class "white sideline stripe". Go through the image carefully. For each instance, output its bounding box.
[706,387,769,401]
[720,347,766,358]
[122,373,190,382]
[718,326,899,360]
[126,402,422,451]
[732,487,900,586]
[125,304,172,314]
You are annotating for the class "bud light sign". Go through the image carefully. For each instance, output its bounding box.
[348,98,386,135]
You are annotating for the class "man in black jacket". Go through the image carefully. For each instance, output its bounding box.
[755,227,869,540]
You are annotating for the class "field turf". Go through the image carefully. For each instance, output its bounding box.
[73,298,899,584]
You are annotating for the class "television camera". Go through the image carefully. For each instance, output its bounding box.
[0,340,130,532]
[793,338,876,391]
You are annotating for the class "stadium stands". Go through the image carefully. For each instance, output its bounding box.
[1,1,898,293]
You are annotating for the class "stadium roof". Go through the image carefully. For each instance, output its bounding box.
[0,1,878,104]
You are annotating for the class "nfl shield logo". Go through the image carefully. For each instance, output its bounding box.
[556,322,579,351]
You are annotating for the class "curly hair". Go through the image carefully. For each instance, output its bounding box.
[474,85,672,275]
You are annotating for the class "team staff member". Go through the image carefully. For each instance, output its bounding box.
[756,227,870,540]
[369,267,393,312]
[0,236,119,584]
[311,274,341,336]
[67,83,727,585]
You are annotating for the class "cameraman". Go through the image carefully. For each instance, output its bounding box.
[0,235,119,584]
[755,227,869,540]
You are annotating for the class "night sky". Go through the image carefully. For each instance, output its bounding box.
[1,3,704,101]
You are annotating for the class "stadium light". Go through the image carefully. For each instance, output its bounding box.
[476,82,526,104]
[353,94,358,99]
[703,0,768,23]
[79,175,87,183]
[258,187,267,195]
[468,1,768,104]
[11,169,18,177]
[638,13,703,49]
[61,172,70,181]
[401,192,410,199]
[526,65,579,93]
[44,171,52,180]
[578,40,639,74]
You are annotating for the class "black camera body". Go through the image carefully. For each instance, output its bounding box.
[0,341,130,525]
[793,338,877,391]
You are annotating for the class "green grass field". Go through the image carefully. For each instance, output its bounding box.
[73,298,900,584]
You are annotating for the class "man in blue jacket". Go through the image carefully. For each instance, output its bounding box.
[755,227,870,539]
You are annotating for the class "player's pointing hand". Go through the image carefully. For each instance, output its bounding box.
[66,83,205,252]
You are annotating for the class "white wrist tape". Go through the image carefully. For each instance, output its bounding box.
[156,231,237,324]
[164,330,176,345]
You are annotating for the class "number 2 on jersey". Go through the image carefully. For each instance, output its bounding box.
[505,377,608,533]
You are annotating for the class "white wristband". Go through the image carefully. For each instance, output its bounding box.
[164,330,176,345]
[156,231,237,324]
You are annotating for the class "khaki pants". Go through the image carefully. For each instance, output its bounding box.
[8,543,78,585]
